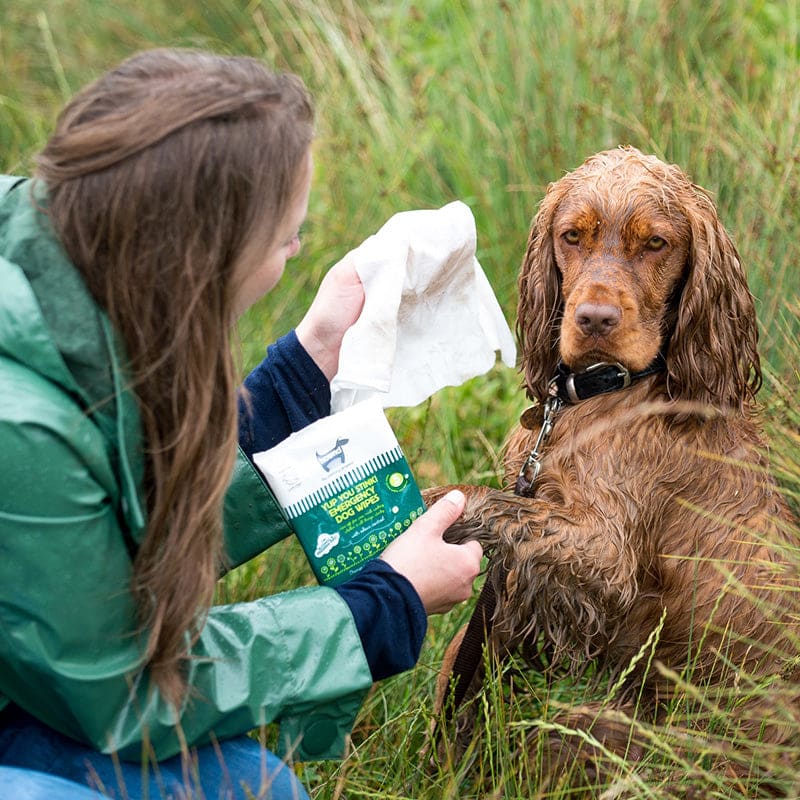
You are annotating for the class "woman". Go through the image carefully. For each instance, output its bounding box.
[0,48,482,799]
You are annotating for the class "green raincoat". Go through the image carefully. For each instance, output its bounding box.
[0,177,373,762]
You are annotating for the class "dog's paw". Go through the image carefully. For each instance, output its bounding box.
[421,484,457,507]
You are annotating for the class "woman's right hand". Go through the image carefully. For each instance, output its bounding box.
[295,254,364,381]
[380,490,483,615]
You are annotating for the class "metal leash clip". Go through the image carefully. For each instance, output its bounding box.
[515,381,563,496]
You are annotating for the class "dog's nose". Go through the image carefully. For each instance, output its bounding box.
[575,302,621,336]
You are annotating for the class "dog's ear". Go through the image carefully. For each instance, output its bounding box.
[666,183,761,410]
[517,184,564,403]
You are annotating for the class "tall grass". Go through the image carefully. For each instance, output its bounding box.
[2,1,799,797]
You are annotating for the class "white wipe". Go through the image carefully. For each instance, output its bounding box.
[329,200,516,411]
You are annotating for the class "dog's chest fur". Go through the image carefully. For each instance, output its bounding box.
[495,381,789,679]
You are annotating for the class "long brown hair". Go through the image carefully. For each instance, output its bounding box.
[35,48,314,703]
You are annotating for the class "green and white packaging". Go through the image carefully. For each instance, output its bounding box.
[253,396,425,586]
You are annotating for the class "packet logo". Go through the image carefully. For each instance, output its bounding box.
[314,532,340,558]
[316,437,349,472]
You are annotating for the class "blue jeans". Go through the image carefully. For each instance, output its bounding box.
[0,705,310,800]
[0,765,110,798]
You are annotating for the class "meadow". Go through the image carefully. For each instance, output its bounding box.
[2,0,799,796]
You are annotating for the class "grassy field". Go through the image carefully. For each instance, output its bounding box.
[2,1,800,797]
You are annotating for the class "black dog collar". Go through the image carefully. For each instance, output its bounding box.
[550,352,666,404]
[516,352,667,495]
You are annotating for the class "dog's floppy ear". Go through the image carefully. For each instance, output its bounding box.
[666,183,761,410]
[516,183,565,404]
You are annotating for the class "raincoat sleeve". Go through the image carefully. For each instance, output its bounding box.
[0,360,373,763]
[227,330,330,568]
[223,448,296,568]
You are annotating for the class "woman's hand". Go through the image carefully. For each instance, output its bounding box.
[295,254,364,380]
[380,490,483,615]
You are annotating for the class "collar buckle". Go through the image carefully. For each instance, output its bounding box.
[564,361,632,403]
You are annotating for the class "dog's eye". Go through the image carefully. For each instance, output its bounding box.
[646,236,667,251]
[563,230,580,245]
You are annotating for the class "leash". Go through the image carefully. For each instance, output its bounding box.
[443,355,667,719]
[445,570,500,716]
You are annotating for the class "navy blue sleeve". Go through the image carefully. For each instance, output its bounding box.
[334,559,428,681]
[238,330,330,460]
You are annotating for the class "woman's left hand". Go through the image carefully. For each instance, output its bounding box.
[295,254,364,380]
[380,490,483,615]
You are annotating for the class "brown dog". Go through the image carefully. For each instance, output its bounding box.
[427,147,799,783]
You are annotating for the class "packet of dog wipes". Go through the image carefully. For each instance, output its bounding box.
[253,396,425,586]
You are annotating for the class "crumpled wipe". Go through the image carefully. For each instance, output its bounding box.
[329,200,516,412]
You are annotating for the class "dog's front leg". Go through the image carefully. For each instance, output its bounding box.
[422,483,508,550]
[425,484,638,652]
